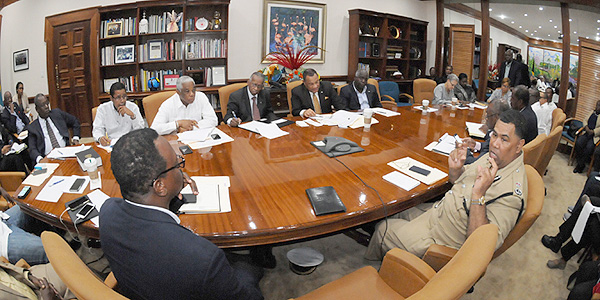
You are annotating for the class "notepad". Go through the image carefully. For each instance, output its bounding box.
[383,171,420,191]
[466,122,486,139]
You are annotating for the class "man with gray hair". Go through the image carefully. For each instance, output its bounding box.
[151,76,218,135]
[339,69,381,110]
[223,72,276,127]
[432,73,458,105]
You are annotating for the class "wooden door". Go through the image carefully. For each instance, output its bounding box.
[448,24,475,82]
[45,9,100,137]
[575,38,600,120]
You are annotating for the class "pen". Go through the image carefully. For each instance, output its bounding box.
[57,150,63,155]
[232,111,237,119]
[453,134,462,144]
[49,179,65,187]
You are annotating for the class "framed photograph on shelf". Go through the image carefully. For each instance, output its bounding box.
[106,21,123,37]
[103,78,119,93]
[115,45,135,64]
[148,39,164,61]
[262,0,326,63]
[13,49,29,72]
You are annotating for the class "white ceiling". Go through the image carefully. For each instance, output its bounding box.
[461,2,600,44]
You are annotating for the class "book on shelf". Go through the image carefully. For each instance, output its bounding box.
[100,17,137,38]
[185,39,226,59]
[145,13,183,34]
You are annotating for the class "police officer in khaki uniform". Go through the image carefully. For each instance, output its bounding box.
[366,110,527,260]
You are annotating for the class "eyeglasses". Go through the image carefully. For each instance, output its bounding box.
[151,155,185,185]
[113,95,128,101]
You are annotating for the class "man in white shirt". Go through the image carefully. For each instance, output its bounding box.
[151,76,218,135]
[93,82,145,146]
[432,73,458,105]
[532,92,557,136]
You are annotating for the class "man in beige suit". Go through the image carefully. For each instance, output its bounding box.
[366,110,527,260]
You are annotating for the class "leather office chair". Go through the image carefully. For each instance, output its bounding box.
[0,172,26,210]
[422,165,544,272]
[381,101,397,110]
[522,133,547,172]
[294,224,498,300]
[537,126,563,176]
[218,83,247,123]
[286,80,303,117]
[551,108,566,132]
[379,81,412,107]
[142,91,176,127]
[91,106,98,123]
[336,83,348,95]
[412,78,436,105]
[41,231,128,300]
[367,78,381,99]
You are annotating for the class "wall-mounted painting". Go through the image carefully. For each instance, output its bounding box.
[528,45,578,84]
[13,49,29,72]
[262,0,326,63]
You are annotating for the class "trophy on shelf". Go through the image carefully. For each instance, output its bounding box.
[166,10,183,32]
[211,11,222,30]
[373,26,380,37]
[139,11,148,34]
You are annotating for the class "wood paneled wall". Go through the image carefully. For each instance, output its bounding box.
[575,38,600,121]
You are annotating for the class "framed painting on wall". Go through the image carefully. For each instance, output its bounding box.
[527,45,579,84]
[13,49,29,72]
[262,0,326,63]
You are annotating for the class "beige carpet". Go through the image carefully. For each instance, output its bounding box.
[260,150,588,300]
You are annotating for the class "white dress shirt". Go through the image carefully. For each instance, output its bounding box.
[531,101,557,135]
[9,109,25,133]
[124,199,180,224]
[353,83,370,110]
[226,89,260,125]
[37,117,67,163]
[151,92,218,135]
[92,101,145,142]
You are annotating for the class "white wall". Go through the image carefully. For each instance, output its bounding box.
[0,0,437,96]
[444,9,529,66]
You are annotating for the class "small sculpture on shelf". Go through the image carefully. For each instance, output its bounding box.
[166,10,183,32]
[211,11,222,30]
[139,11,148,34]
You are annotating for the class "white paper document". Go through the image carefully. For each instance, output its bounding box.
[22,163,61,186]
[186,128,234,150]
[47,145,90,159]
[239,121,289,139]
[383,171,420,191]
[296,121,309,127]
[388,157,448,185]
[305,119,323,127]
[87,189,110,227]
[5,143,27,156]
[329,111,361,128]
[177,127,214,143]
[179,176,231,213]
[431,133,460,156]
[36,176,71,202]
[465,122,487,139]
[373,107,401,117]
[97,138,118,153]
[473,102,488,109]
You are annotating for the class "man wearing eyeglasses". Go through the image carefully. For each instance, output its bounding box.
[460,99,510,164]
[100,128,263,300]
[432,73,459,105]
[224,72,277,127]
[92,82,144,146]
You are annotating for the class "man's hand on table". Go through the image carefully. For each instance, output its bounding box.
[176,120,198,132]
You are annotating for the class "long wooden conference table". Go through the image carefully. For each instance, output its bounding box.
[15,105,484,248]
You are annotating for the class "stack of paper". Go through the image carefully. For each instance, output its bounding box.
[349,116,379,129]
[383,171,420,191]
[177,127,214,144]
[373,107,401,117]
[47,145,90,159]
[388,157,447,185]
[465,122,487,139]
[431,133,460,155]
[179,176,231,213]
[186,128,234,150]
[22,163,60,186]
[6,143,27,155]
[239,121,289,139]
[97,138,118,153]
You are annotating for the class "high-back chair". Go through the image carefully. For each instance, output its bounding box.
[286,80,303,117]
[551,108,566,132]
[379,81,413,107]
[413,78,437,105]
[0,172,26,210]
[91,106,98,123]
[142,91,176,127]
[41,231,128,300]
[367,78,381,99]
[336,83,348,95]
[294,224,498,300]
[218,83,247,122]
[537,126,563,176]
[523,133,547,172]
[422,165,544,271]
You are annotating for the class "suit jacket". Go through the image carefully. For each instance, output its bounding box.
[465,131,490,164]
[339,83,382,110]
[518,62,531,87]
[291,81,345,116]
[223,86,277,122]
[1,103,29,135]
[498,61,523,87]
[26,109,80,161]
[585,112,600,144]
[99,198,263,300]
[520,106,539,144]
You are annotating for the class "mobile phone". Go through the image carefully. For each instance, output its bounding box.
[211,134,221,140]
[69,178,85,192]
[179,145,193,155]
[409,165,431,176]
[67,196,89,210]
[181,194,197,204]
[75,203,95,220]
[17,186,31,199]
[31,168,47,176]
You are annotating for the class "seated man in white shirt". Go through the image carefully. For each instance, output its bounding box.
[531,91,557,136]
[432,73,458,105]
[151,76,218,135]
[93,82,145,146]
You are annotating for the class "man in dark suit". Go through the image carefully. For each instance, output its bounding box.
[100,129,263,300]
[1,91,29,135]
[27,94,80,163]
[224,72,277,127]
[0,122,30,172]
[498,50,525,88]
[339,69,382,110]
[516,53,531,88]
[510,85,538,144]
[291,68,345,117]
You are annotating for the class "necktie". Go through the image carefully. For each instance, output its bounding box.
[312,93,322,114]
[45,119,60,149]
[252,96,260,121]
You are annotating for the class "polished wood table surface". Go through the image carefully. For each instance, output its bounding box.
[15,105,484,248]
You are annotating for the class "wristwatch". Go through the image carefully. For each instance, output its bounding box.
[471,195,486,206]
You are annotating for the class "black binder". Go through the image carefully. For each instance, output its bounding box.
[306,186,346,216]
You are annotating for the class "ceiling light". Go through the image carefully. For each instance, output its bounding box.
[587,36,590,39]
[489,8,492,12]
[548,34,551,37]
[569,18,572,22]
[534,30,537,33]
[549,20,553,23]
[511,21,515,24]
[574,31,577,34]
[500,15,506,20]
[531,33,534,36]
[597,33,600,35]
[597,20,600,23]
[538,25,542,29]
[554,25,558,28]
[525,30,529,32]
[539,7,544,10]
[524,13,528,17]
[519,26,523,29]
[597,36,600,41]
